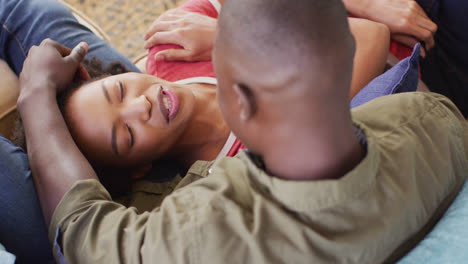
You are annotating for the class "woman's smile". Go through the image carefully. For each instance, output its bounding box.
[64,72,196,167]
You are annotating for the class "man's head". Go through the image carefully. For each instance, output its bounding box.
[213,0,356,175]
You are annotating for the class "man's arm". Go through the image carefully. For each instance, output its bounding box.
[17,39,97,226]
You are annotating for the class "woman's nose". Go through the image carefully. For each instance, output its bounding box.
[120,95,151,122]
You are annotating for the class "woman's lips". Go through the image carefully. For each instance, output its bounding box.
[156,86,180,123]
[162,89,180,122]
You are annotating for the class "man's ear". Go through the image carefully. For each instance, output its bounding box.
[233,83,257,121]
[130,164,153,179]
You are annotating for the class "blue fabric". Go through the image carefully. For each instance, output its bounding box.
[0,137,54,264]
[0,0,140,75]
[398,179,468,264]
[350,44,420,109]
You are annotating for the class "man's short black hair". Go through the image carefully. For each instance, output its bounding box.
[218,0,355,75]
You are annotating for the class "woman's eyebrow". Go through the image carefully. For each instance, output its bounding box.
[102,82,112,104]
[111,123,119,156]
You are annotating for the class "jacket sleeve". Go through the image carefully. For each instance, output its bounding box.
[49,179,198,264]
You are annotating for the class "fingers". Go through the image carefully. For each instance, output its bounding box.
[413,14,437,50]
[144,9,185,40]
[154,49,193,62]
[39,39,89,62]
[144,31,181,49]
[401,2,437,49]
[68,42,88,63]
[40,38,72,56]
[144,20,173,41]
[69,42,90,80]
[414,12,437,33]
[404,21,435,50]
[392,34,426,57]
[75,43,90,80]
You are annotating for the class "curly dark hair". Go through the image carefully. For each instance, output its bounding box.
[12,57,134,196]
[12,57,130,149]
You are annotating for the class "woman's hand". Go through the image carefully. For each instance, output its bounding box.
[19,39,89,100]
[143,9,217,62]
[343,0,437,52]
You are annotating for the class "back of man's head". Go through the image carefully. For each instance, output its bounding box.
[213,0,357,178]
[215,0,355,90]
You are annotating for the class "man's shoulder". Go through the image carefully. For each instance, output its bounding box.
[352,92,464,135]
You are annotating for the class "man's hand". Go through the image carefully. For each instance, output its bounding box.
[143,9,217,62]
[17,39,97,226]
[343,0,437,53]
[19,39,89,99]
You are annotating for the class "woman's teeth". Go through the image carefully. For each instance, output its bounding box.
[163,95,171,114]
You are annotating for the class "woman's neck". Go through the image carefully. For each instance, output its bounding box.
[172,83,230,166]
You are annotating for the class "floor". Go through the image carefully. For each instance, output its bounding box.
[64,0,185,61]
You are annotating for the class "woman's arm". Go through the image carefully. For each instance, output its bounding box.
[349,18,390,98]
[342,0,437,51]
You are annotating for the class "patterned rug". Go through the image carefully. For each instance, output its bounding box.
[63,0,185,61]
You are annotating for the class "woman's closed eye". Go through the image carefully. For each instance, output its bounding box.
[119,81,125,102]
[126,123,134,148]
[119,82,133,148]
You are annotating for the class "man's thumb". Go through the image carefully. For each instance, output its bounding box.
[68,42,88,63]
[69,42,90,80]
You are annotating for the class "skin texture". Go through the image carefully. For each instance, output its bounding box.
[342,0,437,55]
[348,18,390,98]
[66,73,194,167]
[65,72,229,170]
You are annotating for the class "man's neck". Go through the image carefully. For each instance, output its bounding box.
[261,115,365,181]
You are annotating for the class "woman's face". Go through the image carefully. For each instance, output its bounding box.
[65,72,195,168]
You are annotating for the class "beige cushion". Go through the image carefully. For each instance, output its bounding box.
[0,60,19,139]
[133,52,148,74]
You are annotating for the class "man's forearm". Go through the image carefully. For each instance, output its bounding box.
[17,89,98,226]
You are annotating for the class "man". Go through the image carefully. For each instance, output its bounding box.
[17,0,468,263]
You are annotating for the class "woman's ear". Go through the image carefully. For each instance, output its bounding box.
[233,83,257,121]
[130,164,153,179]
